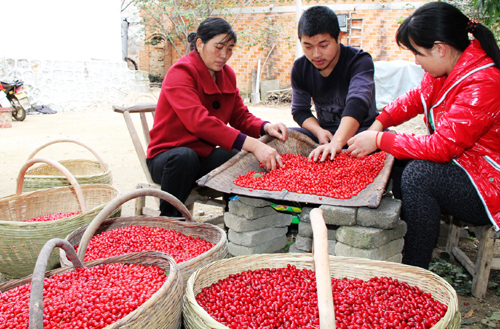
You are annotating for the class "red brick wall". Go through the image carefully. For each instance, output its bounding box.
[140,0,426,94]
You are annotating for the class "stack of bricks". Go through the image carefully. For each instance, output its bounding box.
[289,197,407,263]
[224,196,293,257]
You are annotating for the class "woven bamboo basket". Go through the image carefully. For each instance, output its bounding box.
[0,239,183,329]
[22,138,112,192]
[183,254,461,329]
[0,157,120,279]
[60,188,228,287]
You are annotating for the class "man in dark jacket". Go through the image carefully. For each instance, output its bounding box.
[291,5,378,161]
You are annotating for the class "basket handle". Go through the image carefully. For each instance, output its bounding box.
[16,157,88,212]
[29,238,84,329]
[26,138,108,172]
[310,208,336,329]
[76,188,193,261]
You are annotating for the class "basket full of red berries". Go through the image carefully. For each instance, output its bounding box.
[59,188,228,287]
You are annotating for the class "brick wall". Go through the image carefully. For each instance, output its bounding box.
[138,0,426,94]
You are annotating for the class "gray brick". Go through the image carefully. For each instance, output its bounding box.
[228,235,288,256]
[320,205,357,226]
[298,207,315,223]
[237,195,274,208]
[294,235,312,252]
[298,221,313,238]
[289,244,309,254]
[335,238,404,260]
[327,240,336,256]
[224,211,292,233]
[298,221,337,240]
[336,221,407,249]
[357,197,401,229]
[228,199,277,219]
[385,253,403,263]
[228,227,288,247]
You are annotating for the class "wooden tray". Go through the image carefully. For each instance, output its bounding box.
[197,129,394,208]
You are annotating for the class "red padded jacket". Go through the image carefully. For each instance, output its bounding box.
[377,40,500,230]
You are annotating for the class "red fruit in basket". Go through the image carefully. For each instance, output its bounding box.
[196,265,447,329]
[24,212,81,222]
[233,152,386,199]
[75,225,213,263]
[0,263,166,329]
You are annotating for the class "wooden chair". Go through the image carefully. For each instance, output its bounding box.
[113,103,225,216]
[446,216,500,299]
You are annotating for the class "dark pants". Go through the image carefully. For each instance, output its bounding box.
[392,159,490,269]
[147,147,238,216]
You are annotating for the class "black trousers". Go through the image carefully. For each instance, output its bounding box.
[147,147,238,216]
[391,159,490,269]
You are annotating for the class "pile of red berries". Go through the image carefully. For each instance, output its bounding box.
[196,264,447,329]
[24,212,81,223]
[0,263,167,329]
[233,152,386,199]
[76,225,213,263]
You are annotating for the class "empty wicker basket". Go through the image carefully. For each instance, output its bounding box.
[22,138,112,192]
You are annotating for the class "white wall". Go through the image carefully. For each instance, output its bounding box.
[0,0,122,61]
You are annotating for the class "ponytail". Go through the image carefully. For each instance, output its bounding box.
[470,23,500,68]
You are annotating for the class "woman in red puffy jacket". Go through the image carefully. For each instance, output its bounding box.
[347,1,500,269]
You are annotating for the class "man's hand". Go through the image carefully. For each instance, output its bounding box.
[316,129,333,145]
[264,122,288,141]
[308,140,343,162]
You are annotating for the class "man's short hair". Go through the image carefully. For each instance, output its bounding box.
[298,6,340,40]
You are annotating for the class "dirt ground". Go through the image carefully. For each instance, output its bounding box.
[1,89,499,327]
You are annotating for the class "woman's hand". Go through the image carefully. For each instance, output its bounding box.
[347,131,379,158]
[264,123,288,141]
[316,129,334,145]
[308,140,343,162]
[243,137,283,171]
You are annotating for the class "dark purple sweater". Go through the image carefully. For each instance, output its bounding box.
[291,44,378,133]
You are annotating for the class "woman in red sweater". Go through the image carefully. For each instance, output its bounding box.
[347,2,500,269]
[147,17,287,217]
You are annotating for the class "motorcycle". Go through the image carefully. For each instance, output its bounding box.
[0,79,33,121]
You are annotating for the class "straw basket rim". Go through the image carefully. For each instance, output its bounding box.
[60,215,228,286]
[24,159,111,178]
[0,184,120,226]
[0,250,183,329]
[183,253,460,329]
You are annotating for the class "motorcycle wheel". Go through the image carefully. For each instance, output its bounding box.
[10,98,27,121]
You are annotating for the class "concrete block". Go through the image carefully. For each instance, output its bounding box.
[298,207,315,223]
[357,197,401,229]
[237,195,274,208]
[336,222,406,249]
[228,235,288,256]
[294,235,312,252]
[299,221,336,241]
[320,205,357,226]
[228,227,288,247]
[224,211,292,233]
[228,199,278,219]
[335,238,404,261]
[385,253,403,263]
[289,244,309,254]
[328,240,336,256]
[298,221,313,238]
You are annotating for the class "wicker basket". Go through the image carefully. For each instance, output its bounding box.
[22,138,112,192]
[0,158,120,279]
[0,239,183,329]
[60,188,228,287]
[183,254,461,329]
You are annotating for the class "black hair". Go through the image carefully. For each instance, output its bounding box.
[298,6,340,41]
[188,17,237,51]
[396,1,500,68]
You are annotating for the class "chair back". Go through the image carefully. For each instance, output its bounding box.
[113,103,157,184]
